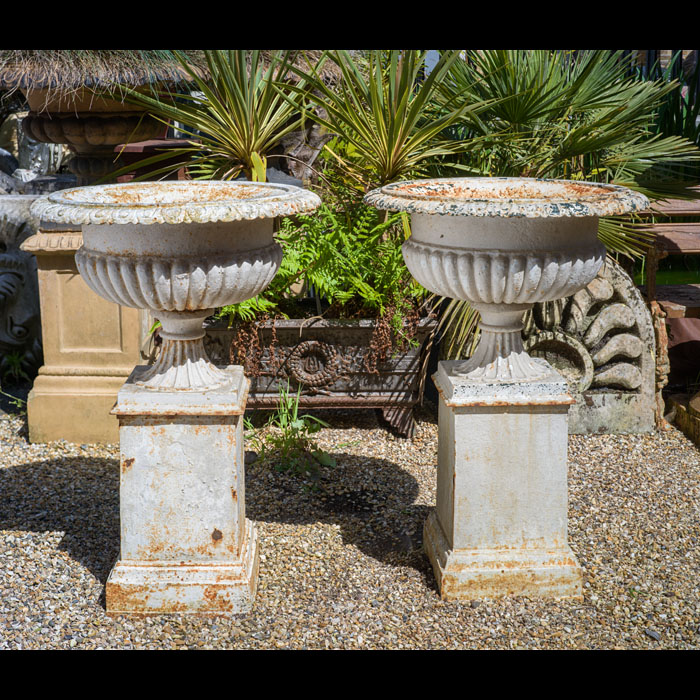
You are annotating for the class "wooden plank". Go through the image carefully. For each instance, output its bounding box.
[650,200,700,216]
[653,284,700,318]
[641,225,700,254]
[638,186,700,217]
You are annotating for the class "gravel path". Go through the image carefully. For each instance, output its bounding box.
[0,405,699,650]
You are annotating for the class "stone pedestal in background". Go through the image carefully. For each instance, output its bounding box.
[20,223,147,443]
[426,361,583,600]
[106,365,258,615]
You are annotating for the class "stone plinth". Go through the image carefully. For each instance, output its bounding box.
[106,364,258,615]
[20,223,147,444]
[427,361,583,600]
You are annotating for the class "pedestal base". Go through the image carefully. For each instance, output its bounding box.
[107,364,258,615]
[27,371,129,444]
[106,519,259,616]
[424,512,582,600]
[428,361,583,601]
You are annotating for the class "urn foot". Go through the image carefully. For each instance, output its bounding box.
[138,310,231,391]
[454,305,552,382]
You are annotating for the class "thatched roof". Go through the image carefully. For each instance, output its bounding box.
[0,50,340,98]
[0,50,211,91]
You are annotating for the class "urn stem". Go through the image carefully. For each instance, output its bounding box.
[136,310,230,391]
[454,304,551,381]
[137,336,231,391]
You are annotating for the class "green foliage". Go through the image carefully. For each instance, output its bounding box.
[0,351,29,384]
[0,386,26,413]
[637,51,700,180]
[278,49,495,191]
[434,50,700,214]
[279,203,420,315]
[108,50,313,182]
[425,49,700,359]
[218,203,427,334]
[245,382,335,477]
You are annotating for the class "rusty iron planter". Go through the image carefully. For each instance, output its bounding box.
[203,315,438,438]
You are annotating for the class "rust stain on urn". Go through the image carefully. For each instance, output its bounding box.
[122,457,135,473]
[31,180,322,226]
[211,528,223,542]
[203,586,220,603]
[364,177,649,219]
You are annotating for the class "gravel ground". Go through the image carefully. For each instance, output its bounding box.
[0,404,699,650]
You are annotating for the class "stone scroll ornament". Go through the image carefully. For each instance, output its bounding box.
[0,195,42,378]
[30,181,322,391]
[522,258,656,433]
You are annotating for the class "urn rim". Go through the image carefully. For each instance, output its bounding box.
[364,177,649,218]
[30,180,322,226]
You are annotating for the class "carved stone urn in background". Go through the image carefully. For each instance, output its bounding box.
[21,88,164,185]
[365,177,649,601]
[31,180,320,615]
[0,51,205,185]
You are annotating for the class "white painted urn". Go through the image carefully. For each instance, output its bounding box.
[365,177,649,382]
[30,180,321,390]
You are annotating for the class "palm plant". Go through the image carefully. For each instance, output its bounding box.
[639,50,700,180]
[277,50,496,194]
[427,49,700,359]
[254,49,500,355]
[107,50,321,182]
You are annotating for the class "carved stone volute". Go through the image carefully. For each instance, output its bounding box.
[523,258,655,433]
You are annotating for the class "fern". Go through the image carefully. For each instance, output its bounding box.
[217,202,427,327]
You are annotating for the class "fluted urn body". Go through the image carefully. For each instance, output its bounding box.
[365,178,649,382]
[30,180,321,390]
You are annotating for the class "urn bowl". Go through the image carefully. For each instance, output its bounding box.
[31,180,321,390]
[364,177,649,381]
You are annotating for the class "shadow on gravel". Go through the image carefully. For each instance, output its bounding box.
[0,457,120,585]
[245,451,438,592]
[0,409,439,593]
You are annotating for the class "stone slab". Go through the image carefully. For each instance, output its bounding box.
[26,372,128,444]
[424,512,583,600]
[112,364,249,416]
[433,360,574,407]
[106,520,259,616]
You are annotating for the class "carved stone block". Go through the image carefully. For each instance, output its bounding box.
[20,223,148,443]
[0,195,42,382]
[523,259,655,434]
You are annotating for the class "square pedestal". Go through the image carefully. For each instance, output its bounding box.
[22,225,148,444]
[427,361,583,600]
[106,364,259,615]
